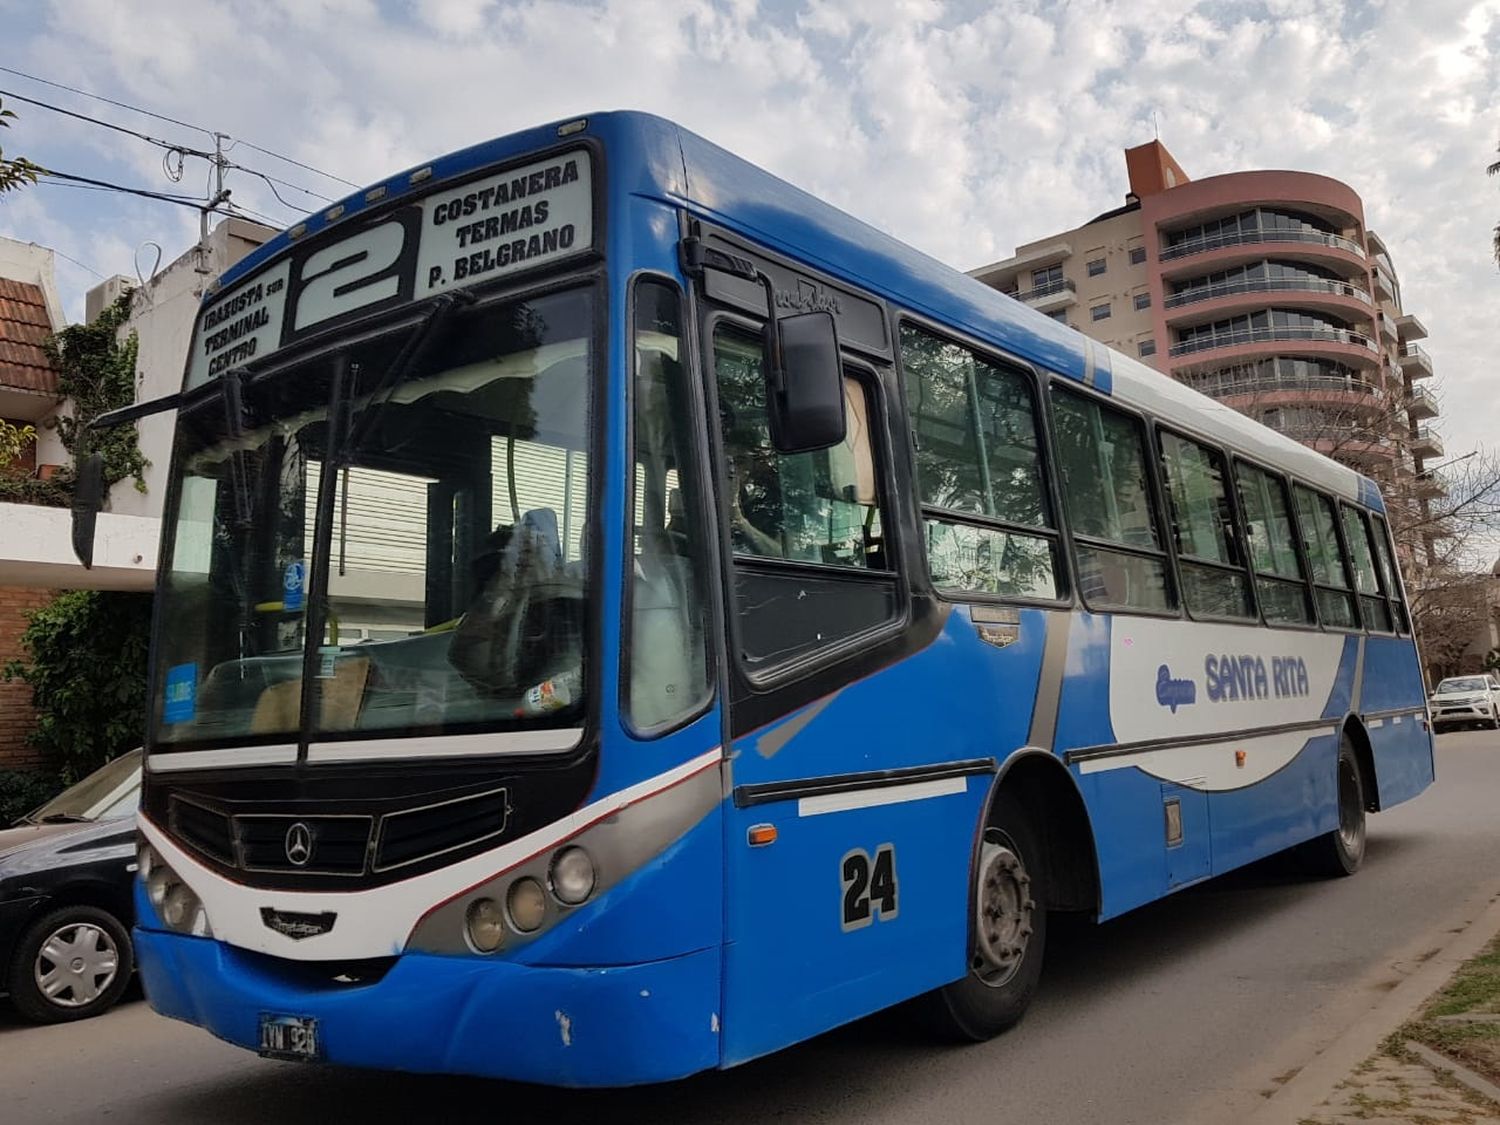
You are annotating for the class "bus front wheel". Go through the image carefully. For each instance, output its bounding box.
[921,790,1047,1042]
[1300,738,1367,877]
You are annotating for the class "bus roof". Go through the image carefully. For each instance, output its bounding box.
[212,110,1380,511]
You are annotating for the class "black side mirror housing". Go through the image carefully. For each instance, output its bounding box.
[70,451,105,569]
[767,310,846,454]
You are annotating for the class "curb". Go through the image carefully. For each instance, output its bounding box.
[1404,1040,1500,1107]
[1243,887,1500,1125]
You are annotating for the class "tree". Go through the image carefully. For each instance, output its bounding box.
[45,290,149,493]
[0,97,42,196]
[1490,135,1500,267]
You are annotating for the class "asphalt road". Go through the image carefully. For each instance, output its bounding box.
[4,731,1499,1125]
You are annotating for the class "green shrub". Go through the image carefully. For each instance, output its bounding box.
[2,590,152,782]
[0,768,64,827]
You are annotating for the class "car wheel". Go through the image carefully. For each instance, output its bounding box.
[6,905,133,1024]
[917,790,1047,1041]
[1299,738,1366,878]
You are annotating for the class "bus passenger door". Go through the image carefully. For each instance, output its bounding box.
[700,287,976,1067]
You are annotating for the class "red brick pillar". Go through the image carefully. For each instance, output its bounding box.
[0,587,55,771]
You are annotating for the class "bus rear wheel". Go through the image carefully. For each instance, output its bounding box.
[921,791,1047,1042]
[1300,738,1366,877]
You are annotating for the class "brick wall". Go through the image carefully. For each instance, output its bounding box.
[0,586,53,771]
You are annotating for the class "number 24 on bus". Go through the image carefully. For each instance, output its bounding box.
[76,111,1432,1087]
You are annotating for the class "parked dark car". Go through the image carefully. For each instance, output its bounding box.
[0,750,140,1023]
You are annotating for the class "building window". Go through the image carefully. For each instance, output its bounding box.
[1129,246,1147,265]
[1137,339,1157,357]
[1046,309,1069,324]
[1091,303,1111,322]
[1031,264,1064,289]
[1086,258,1107,277]
[1133,292,1151,311]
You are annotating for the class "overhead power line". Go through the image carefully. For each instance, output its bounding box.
[0,63,359,188]
[2,86,338,207]
[39,168,219,210]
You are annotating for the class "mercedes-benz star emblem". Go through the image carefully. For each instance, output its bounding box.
[284,822,313,867]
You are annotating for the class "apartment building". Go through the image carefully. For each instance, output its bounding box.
[969,141,1441,541]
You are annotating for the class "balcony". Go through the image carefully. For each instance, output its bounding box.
[1411,425,1444,458]
[1396,313,1428,341]
[1004,276,1077,315]
[969,241,1072,289]
[1159,227,1366,263]
[1373,264,1399,303]
[1170,323,1378,359]
[1406,386,1439,420]
[1188,372,1385,416]
[1163,274,1373,311]
[1379,313,1398,344]
[1415,471,1447,499]
[1258,416,1395,463]
[1398,343,1434,380]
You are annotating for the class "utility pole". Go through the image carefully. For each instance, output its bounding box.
[194,132,232,292]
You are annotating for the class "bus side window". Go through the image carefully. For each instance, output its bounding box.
[1340,504,1393,633]
[1292,484,1358,629]
[1157,430,1254,620]
[1233,462,1315,626]
[713,325,898,674]
[627,279,712,732]
[1368,512,1410,634]
[898,324,1062,600]
[1049,387,1175,613]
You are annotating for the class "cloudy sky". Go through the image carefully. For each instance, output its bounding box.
[1,0,1497,465]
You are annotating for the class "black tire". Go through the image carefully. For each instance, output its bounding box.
[6,905,133,1024]
[919,790,1047,1042]
[1299,738,1367,878]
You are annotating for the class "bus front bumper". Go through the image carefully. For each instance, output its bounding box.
[134,927,722,1087]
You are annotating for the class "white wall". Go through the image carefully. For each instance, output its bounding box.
[107,218,275,517]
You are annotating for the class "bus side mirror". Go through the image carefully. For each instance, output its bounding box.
[766,310,846,454]
[71,452,105,569]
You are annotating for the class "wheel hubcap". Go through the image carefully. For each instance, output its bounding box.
[34,923,119,1008]
[972,830,1034,987]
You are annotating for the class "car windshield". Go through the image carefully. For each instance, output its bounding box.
[1435,677,1487,694]
[28,750,142,823]
[151,287,593,751]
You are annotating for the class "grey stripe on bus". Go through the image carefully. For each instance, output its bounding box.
[1081,339,1097,388]
[406,762,721,956]
[754,689,844,760]
[1027,611,1072,751]
[1350,635,1365,716]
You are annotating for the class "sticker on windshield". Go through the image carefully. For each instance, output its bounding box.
[283,560,307,612]
[163,663,198,725]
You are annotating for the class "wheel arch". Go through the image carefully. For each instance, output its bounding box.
[980,749,1101,917]
[1342,715,1381,812]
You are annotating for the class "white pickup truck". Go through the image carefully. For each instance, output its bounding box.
[1429,674,1500,733]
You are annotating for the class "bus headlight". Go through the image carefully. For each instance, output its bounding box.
[549,847,595,906]
[146,866,173,909]
[162,882,196,930]
[465,898,506,953]
[507,877,547,933]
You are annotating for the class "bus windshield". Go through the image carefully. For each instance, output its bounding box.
[151,286,593,749]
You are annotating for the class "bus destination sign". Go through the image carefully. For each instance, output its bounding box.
[188,149,593,388]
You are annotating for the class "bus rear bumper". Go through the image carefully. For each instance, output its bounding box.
[135,927,722,1087]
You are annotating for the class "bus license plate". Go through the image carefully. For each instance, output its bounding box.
[258,1013,320,1061]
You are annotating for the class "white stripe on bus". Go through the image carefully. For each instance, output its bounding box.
[797,776,968,817]
[307,728,583,763]
[147,744,299,772]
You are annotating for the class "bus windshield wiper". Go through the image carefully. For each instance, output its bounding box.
[341,290,476,458]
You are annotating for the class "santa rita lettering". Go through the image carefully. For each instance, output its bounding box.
[1203,654,1310,702]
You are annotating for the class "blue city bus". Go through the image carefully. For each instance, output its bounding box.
[78,111,1433,1086]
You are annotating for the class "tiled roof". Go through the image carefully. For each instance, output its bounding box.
[0,277,61,397]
